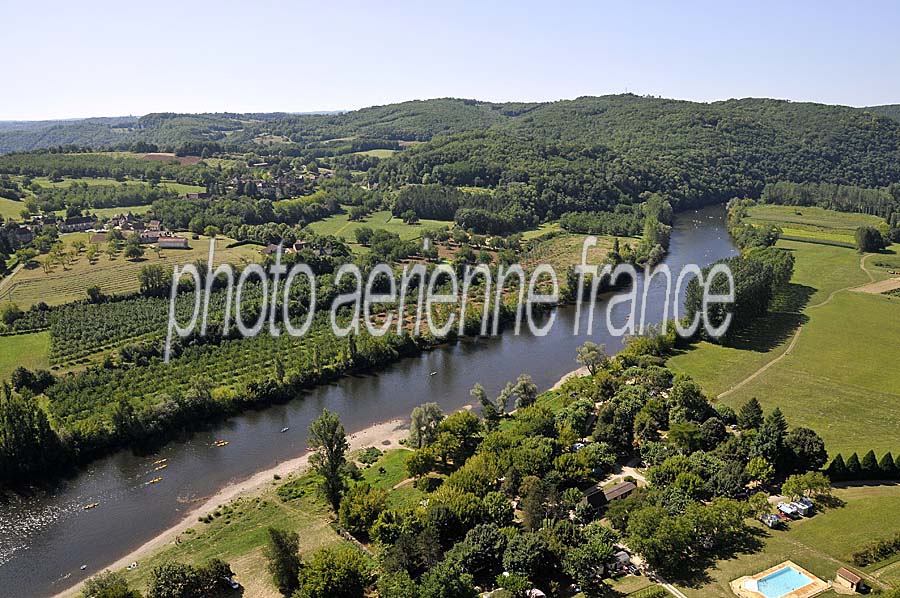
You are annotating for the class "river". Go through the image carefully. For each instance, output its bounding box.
[0,205,738,597]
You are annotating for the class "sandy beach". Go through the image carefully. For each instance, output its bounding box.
[53,418,409,598]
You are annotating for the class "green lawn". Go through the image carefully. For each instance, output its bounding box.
[0,331,50,381]
[682,485,900,597]
[670,238,900,456]
[306,209,449,243]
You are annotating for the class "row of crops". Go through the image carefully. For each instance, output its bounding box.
[45,321,416,449]
[47,284,269,365]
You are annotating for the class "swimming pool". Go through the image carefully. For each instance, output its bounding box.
[755,566,814,598]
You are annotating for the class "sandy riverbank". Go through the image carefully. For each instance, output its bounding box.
[53,418,409,598]
[549,365,590,391]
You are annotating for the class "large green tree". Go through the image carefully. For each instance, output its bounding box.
[308,409,349,512]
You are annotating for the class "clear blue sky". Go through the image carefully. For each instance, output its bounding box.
[3,0,899,120]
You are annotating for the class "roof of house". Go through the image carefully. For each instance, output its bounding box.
[837,568,862,584]
[603,481,637,502]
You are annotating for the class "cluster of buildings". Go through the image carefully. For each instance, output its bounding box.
[88,214,190,249]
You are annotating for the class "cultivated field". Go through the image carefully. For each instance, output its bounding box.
[747,205,883,245]
[0,235,261,308]
[351,148,398,158]
[521,232,629,272]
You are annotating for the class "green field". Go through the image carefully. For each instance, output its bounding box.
[0,197,26,219]
[683,485,900,597]
[521,221,562,240]
[669,235,900,456]
[0,236,261,308]
[21,176,204,195]
[747,205,884,245]
[306,209,449,243]
[0,331,49,382]
[351,148,398,158]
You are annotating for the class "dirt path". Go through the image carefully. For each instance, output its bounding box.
[717,253,874,401]
[0,262,24,300]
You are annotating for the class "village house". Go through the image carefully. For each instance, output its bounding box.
[582,480,637,509]
[13,224,33,244]
[140,230,162,244]
[58,215,99,233]
[183,192,209,200]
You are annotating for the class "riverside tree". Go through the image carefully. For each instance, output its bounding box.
[308,408,349,512]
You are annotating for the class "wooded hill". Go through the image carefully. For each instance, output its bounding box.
[3,95,900,215]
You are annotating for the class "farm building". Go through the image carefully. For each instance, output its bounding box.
[835,567,862,592]
[158,236,189,249]
[58,216,98,233]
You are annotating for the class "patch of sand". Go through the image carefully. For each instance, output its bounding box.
[850,277,900,294]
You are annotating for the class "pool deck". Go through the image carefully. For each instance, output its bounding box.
[730,560,830,598]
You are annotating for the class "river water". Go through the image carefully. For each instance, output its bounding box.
[0,205,738,597]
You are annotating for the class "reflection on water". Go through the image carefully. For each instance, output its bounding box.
[0,205,738,597]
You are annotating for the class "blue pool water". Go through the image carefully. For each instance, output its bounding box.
[757,566,814,598]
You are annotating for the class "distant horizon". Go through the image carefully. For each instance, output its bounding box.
[1,93,898,123]
[3,1,900,121]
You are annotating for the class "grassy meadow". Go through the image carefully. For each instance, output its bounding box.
[0,196,26,219]
[669,206,900,456]
[351,148,398,158]
[0,235,261,308]
[306,209,449,244]
[521,232,632,272]
[0,331,50,382]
